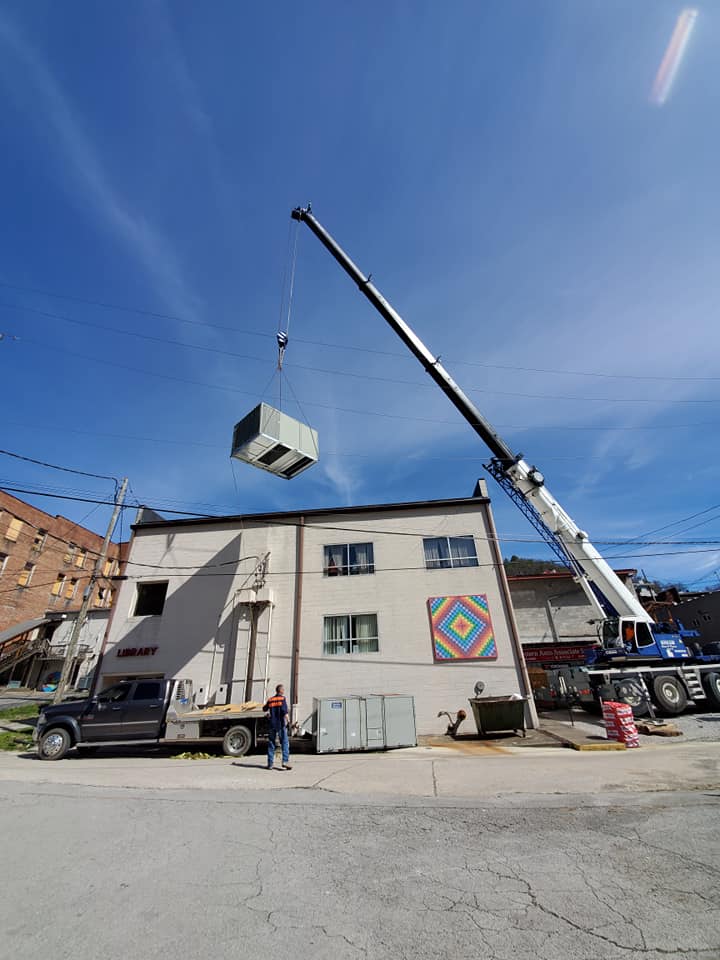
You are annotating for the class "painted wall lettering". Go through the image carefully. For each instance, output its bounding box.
[116,646,159,658]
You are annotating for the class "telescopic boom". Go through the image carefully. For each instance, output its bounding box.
[292,204,652,628]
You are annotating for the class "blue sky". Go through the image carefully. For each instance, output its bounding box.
[1,1,719,587]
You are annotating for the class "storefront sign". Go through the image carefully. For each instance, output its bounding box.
[522,644,594,665]
[116,646,158,658]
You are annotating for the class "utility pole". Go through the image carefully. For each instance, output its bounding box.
[54,478,128,703]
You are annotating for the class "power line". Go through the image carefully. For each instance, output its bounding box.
[4,486,720,561]
[7,300,720,404]
[3,277,720,383]
[14,336,720,432]
[3,418,656,463]
[0,448,117,482]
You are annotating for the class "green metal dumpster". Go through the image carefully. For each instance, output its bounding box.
[468,696,526,737]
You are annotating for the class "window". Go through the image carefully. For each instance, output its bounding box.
[0,553,7,577]
[65,578,78,601]
[103,558,115,577]
[6,517,23,542]
[132,681,162,701]
[51,574,66,597]
[324,543,375,577]
[75,548,87,569]
[133,581,169,617]
[64,543,77,564]
[323,613,378,655]
[423,536,478,570]
[97,683,130,703]
[17,563,34,588]
[33,529,48,551]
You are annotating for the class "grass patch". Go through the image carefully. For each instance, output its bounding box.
[0,704,39,723]
[0,731,33,752]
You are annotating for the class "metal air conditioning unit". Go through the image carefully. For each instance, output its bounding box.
[230,403,319,479]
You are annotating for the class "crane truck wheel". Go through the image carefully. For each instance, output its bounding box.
[651,675,688,715]
[38,727,72,761]
[701,672,720,709]
[613,680,650,718]
[222,725,252,757]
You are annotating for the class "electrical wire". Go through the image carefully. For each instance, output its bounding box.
[7,301,720,404]
[0,448,117,482]
[13,336,720,432]
[3,277,720,382]
[4,485,720,559]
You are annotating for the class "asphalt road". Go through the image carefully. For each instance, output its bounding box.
[2,781,718,960]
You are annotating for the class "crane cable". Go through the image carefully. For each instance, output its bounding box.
[274,218,301,411]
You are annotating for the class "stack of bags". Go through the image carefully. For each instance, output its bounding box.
[601,701,640,748]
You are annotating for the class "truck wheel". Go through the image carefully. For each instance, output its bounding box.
[222,725,252,758]
[701,672,720,709]
[614,679,649,718]
[38,727,72,761]
[651,675,688,715]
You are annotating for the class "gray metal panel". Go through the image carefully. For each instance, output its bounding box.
[315,697,346,753]
[344,697,364,750]
[231,403,318,479]
[382,696,417,748]
[364,696,385,749]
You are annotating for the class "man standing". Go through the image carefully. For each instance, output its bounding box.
[263,683,292,770]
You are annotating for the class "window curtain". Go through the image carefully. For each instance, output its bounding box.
[324,615,350,654]
[450,536,478,567]
[349,542,374,575]
[351,614,378,653]
[423,537,451,569]
[324,544,347,576]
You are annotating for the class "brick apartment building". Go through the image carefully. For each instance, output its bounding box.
[0,492,126,687]
[0,491,124,631]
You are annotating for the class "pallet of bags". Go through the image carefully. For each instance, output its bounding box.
[602,700,640,748]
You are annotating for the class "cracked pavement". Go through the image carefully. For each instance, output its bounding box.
[1,781,718,959]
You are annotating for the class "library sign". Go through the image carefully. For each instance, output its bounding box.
[116,646,159,658]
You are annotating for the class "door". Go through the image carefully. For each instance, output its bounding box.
[121,680,166,739]
[83,682,131,740]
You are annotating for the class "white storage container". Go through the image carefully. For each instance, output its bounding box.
[230,403,318,479]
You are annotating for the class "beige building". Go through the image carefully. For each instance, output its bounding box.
[507,569,638,645]
[100,487,536,734]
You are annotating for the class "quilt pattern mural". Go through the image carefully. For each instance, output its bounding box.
[428,594,497,661]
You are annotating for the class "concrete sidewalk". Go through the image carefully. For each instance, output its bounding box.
[1,739,719,801]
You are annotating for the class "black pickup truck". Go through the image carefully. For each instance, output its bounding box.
[34,677,267,760]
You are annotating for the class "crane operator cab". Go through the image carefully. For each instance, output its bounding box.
[601,617,692,661]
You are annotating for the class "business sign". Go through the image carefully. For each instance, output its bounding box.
[522,643,595,665]
[116,646,158,658]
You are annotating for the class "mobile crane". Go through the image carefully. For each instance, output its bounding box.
[291,205,720,718]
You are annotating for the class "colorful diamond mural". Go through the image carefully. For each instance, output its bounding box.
[428,595,497,662]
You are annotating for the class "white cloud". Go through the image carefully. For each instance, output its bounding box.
[0,12,201,322]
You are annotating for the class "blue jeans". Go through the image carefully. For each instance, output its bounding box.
[268,726,289,766]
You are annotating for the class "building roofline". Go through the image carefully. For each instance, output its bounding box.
[132,495,490,531]
[507,568,637,583]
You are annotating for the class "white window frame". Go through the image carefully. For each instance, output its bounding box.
[423,535,479,570]
[0,553,7,577]
[322,613,379,656]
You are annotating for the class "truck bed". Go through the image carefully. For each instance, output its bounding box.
[168,702,266,724]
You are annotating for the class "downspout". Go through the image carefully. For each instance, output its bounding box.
[484,499,539,729]
[289,516,305,722]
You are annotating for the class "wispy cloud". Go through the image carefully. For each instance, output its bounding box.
[0,12,201,321]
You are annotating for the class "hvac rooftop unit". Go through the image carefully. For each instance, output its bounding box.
[231,403,319,479]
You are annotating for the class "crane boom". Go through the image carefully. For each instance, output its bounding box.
[291,205,652,627]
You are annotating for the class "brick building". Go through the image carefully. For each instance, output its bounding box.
[0,492,127,687]
[0,491,124,630]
